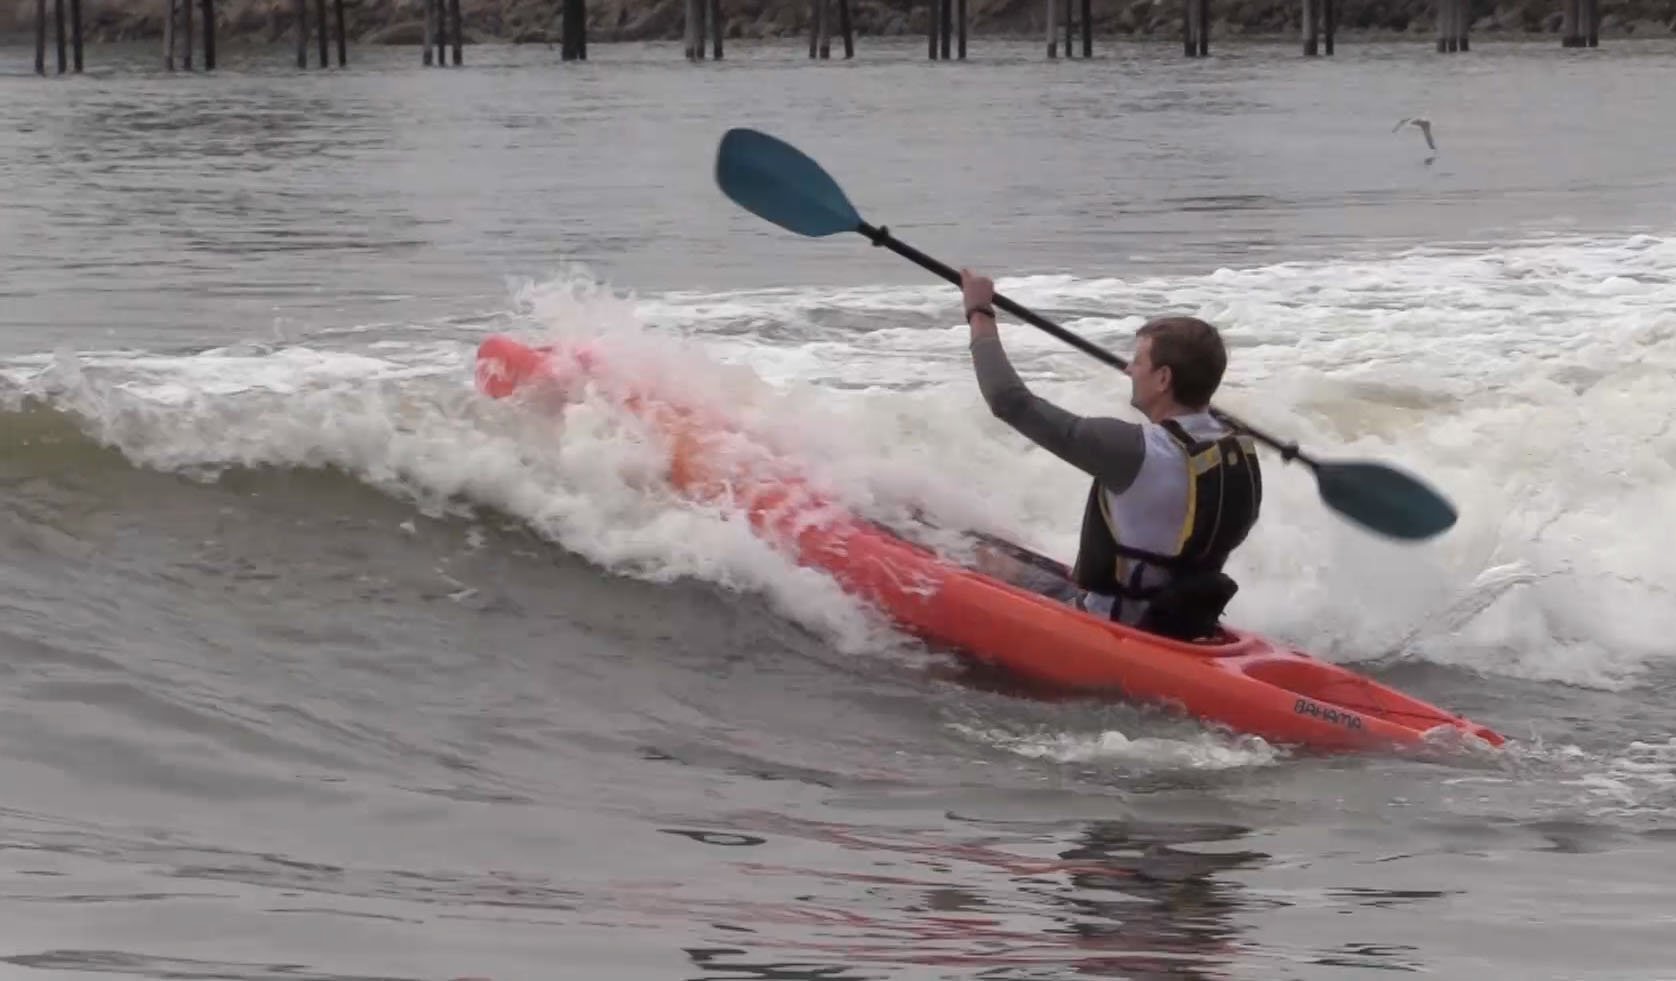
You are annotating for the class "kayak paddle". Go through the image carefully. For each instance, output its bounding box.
[713,127,1458,542]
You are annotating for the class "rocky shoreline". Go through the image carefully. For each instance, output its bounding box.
[5,0,1673,45]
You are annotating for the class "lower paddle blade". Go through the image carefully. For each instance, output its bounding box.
[715,128,863,238]
[1315,461,1458,541]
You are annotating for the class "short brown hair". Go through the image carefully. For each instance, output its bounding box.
[1137,317,1226,408]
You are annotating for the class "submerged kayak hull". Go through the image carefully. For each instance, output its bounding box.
[475,334,1504,754]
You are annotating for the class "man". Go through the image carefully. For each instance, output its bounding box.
[960,269,1263,641]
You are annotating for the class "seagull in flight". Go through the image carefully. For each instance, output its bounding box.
[1393,116,1436,151]
[1393,116,1437,166]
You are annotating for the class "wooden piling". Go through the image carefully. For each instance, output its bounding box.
[957,0,966,58]
[941,0,952,58]
[710,0,724,59]
[300,0,311,67]
[434,2,446,65]
[69,0,81,72]
[335,0,346,65]
[1185,0,1208,56]
[1044,0,1056,57]
[1322,0,1334,53]
[928,0,937,57]
[835,0,851,58]
[421,0,433,64]
[1561,0,1598,46]
[182,0,192,69]
[805,0,816,57]
[53,0,65,73]
[1080,0,1091,55]
[1302,0,1316,54]
[34,0,46,74]
[164,0,176,69]
[449,0,461,63]
[201,0,215,69]
[696,0,708,58]
[562,0,587,59]
[315,0,327,66]
[819,0,831,58]
[1062,0,1071,56]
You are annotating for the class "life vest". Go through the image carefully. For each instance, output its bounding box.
[1071,419,1262,637]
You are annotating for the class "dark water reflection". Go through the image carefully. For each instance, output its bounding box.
[678,816,1268,980]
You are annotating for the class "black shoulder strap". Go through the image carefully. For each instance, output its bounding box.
[1158,418,1198,450]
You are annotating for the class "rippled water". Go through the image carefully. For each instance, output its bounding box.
[1,34,1674,980]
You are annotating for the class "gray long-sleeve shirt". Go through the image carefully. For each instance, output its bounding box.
[969,335,1146,492]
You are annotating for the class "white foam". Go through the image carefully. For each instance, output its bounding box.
[0,327,893,659]
[948,722,1284,771]
[1580,739,1676,819]
[617,234,1676,690]
[1505,737,1676,823]
[4,233,1672,693]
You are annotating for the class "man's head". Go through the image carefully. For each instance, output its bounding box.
[1127,316,1227,418]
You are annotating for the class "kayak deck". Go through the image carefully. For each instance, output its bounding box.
[475,334,1505,754]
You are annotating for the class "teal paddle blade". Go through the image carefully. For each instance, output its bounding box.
[1315,461,1458,541]
[715,128,862,238]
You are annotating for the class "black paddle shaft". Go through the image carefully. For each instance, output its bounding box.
[856,221,1315,469]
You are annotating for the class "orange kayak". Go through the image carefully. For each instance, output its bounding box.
[475,333,1505,754]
